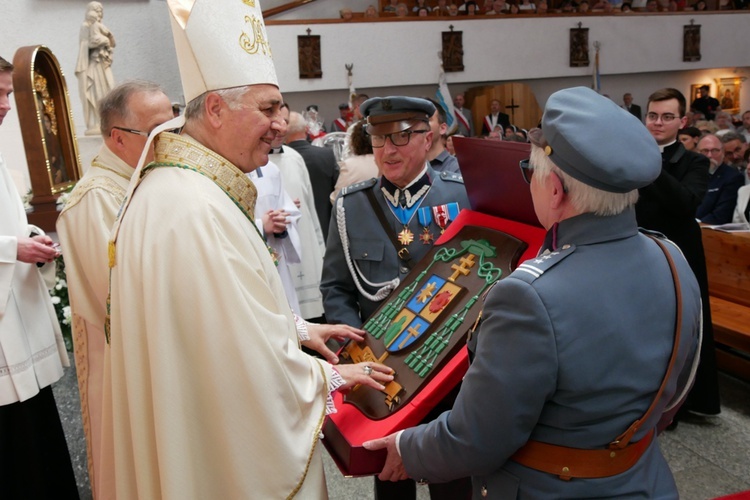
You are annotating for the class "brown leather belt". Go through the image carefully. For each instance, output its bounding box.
[510,428,655,481]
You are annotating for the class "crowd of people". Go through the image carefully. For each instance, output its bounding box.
[338,0,747,19]
[1,0,746,497]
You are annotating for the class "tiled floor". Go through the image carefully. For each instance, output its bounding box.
[54,362,749,500]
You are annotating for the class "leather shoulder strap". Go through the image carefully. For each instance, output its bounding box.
[610,235,682,450]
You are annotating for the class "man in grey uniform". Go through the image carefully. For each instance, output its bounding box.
[322,96,469,328]
[365,87,701,498]
[321,96,471,499]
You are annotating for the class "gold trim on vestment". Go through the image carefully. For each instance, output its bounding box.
[287,360,329,500]
[61,175,127,214]
[150,132,258,219]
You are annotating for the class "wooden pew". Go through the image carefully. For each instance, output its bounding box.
[701,226,750,381]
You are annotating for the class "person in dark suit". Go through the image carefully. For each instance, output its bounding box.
[321,97,471,500]
[364,87,701,498]
[691,84,721,121]
[695,134,744,224]
[286,111,339,242]
[622,92,642,121]
[638,87,721,419]
[481,99,510,136]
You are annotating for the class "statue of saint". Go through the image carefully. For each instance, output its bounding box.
[75,1,116,135]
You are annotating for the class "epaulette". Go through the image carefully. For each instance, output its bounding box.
[340,177,377,196]
[440,171,464,183]
[512,245,576,283]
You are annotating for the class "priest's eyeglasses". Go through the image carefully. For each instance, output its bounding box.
[519,159,534,184]
[111,126,149,137]
[111,126,181,137]
[369,129,429,148]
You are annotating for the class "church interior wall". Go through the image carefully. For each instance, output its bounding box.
[0,1,747,191]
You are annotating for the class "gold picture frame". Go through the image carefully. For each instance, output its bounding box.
[12,45,82,230]
[716,77,741,115]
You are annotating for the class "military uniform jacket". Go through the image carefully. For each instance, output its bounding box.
[321,166,469,327]
[400,209,701,499]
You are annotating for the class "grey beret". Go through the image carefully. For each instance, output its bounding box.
[361,96,436,135]
[530,87,661,193]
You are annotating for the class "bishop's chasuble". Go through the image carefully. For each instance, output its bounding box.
[56,144,133,500]
[100,133,332,499]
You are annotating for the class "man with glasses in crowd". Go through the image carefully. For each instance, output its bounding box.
[322,96,470,499]
[56,80,173,498]
[636,87,720,424]
[695,134,743,224]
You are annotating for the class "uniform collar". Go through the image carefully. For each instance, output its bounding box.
[380,165,432,208]
[541,208,639,253]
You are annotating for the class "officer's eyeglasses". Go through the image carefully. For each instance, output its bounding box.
[519,158,568,192]
[519,159,534,184]
[369,129,429,148]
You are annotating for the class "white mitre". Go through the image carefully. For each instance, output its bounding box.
[167,0,278,103]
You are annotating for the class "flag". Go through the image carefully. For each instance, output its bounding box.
[436,69,458,134]
[592,42,601,93]
[346,64,356,110]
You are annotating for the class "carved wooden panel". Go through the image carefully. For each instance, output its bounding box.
[441,30,464,72]
[570,27,589,67]
[298,34,322,79]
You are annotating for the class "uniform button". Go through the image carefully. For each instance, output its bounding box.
[562,244,571,250]
[362,252,368,258]
[400,266,409,274]
[481,485,488,497]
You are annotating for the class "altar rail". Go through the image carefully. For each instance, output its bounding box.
[701,226,750,381]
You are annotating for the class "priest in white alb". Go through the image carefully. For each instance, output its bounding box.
[56,80,173,499]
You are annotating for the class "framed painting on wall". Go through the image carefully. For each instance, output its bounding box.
[12,45,82,230]
[716,77,741,115]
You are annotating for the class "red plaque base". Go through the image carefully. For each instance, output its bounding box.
[323,209,545,476]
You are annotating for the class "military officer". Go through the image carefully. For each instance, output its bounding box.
[364,87,701,499]
[321,96,471,499]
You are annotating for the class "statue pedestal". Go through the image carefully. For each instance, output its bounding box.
[76,134,103,174]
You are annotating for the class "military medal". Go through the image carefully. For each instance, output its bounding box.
[417,207,434,244]
[398,227,414,245]
[419,227,434,244]
[432,203,460,234]
[383,179,432,248]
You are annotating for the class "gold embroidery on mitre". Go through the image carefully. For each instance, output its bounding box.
[240,15,272,56]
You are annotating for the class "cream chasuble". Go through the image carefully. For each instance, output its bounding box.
[101,133,331,499]
[0,153,68,406]
[57,144,133,500]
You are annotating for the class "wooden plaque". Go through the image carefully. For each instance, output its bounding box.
[570,27,590,67]
[441,30,464,72]
[298,35,322,79]
[12,45,82,231]
[683,24,701,62]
